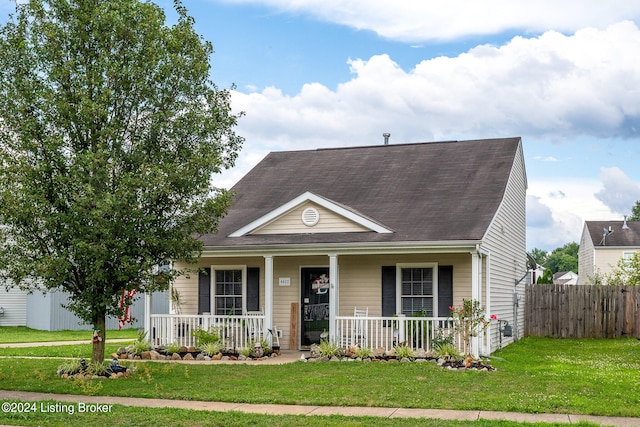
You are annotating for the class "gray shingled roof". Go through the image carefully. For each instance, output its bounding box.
[585,221,640,247]
[200,137,522,247]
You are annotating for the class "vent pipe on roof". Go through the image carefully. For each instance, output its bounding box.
[383,132,390,145]
[623,215,630,230]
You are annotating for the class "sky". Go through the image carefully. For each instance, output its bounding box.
[2,0,640,252]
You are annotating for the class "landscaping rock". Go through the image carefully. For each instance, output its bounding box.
[141,351,151,360]
[187,346,196,352]
[415,348,427,359]
[183,353,194,360]
[309,344,321,358]
[171,353,182,360]
[196,353,205,360]
[150,350,161,360]
[179,346,188,353]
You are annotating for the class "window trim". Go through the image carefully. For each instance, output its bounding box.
[211,265,247,315]
[396,263,439,317]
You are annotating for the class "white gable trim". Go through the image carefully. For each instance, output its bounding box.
[229,191,393,237]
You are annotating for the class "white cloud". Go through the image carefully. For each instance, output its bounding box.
[527,178,614,250]
[534,156,559,162]
[232,22,640,152]
[594,167,640,215]
[527,195,554,228]
[215,0,640,41]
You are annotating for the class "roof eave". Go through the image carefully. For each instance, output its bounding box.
[200,240,482,257]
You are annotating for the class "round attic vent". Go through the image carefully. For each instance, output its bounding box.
[301,207,320,227]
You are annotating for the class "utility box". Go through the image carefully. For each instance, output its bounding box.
[502,325,513,337]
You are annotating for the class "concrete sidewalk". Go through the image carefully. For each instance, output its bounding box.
[0,390,638,426]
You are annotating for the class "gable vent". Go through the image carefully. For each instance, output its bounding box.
[301,207,320,227]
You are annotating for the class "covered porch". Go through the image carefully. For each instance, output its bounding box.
[147,247,491,356]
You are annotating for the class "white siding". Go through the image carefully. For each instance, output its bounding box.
[0,286,27,326]
[578,224,596,284]
[481,140,527,352]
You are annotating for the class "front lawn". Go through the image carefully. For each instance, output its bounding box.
[0,337,638,418]
[0,401,603,427]
[0,326,138,344]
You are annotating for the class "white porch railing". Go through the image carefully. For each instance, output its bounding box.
[149,314,265,350]
[336,315,464,353]
[150,314,465,353]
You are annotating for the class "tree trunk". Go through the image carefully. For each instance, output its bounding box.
[91,313,106,364]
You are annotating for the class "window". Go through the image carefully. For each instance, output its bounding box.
[214,268,244,315]
[398,264,437,316]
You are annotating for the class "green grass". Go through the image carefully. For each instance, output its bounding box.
[0,343,131,358]
[0,326,139,344]
[0,337,638,420]
[0,401,603,427]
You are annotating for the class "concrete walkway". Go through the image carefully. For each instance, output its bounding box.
[0,390,638,426]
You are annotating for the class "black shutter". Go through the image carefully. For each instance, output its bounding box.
[246,267,260,312]
[381,266,396,317]
[438,266,453,317]
[198,268,211,314]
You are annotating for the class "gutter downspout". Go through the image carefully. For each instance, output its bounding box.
[477,245,491,355]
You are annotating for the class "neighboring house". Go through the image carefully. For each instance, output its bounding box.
[0,285,27,326]
[578,219,640,285]
[154,137,528,356]
[553,271,578,285]
[0,286,168,330]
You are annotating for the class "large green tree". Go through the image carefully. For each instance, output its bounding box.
[529,248,548,266]
[545,242,579,274]
[0,0,243,363]
[629,201,640,221]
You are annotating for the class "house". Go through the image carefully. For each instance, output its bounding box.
[578,219,640,285]
[553,271,578,285]
[151,137,528,356]
[0,285,168,330]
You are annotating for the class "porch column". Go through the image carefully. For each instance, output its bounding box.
[328,254,339,343]
[264,256,274,346]
[471,251,480,357]
[144,292,152,339]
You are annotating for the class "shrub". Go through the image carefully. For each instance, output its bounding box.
[57,359,82,376]
[318,340,340,358]
[199,340,224,357]
[394,344,415,360]
[166,341,181,355]
[435,342,462,361]
[86,362,108,376]
[127,330,151,356]
[191,327,221,346]
[353,346,374,359]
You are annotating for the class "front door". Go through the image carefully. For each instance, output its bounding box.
[301,267,330,348]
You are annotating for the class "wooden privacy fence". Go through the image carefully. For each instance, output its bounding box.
[525,284,640,338]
